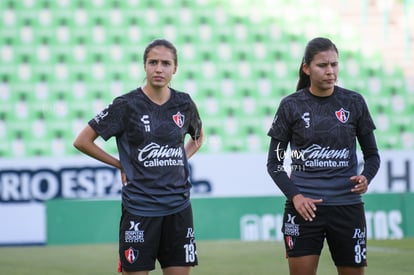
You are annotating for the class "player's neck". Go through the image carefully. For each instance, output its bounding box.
[309,86,334,97]
[142,85,171,105]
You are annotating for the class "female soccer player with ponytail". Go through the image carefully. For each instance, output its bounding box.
[267,37,380,275]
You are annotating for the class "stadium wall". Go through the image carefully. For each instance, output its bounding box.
[45,193,412,245]
[1,150,414,245]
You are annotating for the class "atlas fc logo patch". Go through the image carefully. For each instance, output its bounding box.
[124,247,139,264]
[172,112,185,128]
[335,108,350,123]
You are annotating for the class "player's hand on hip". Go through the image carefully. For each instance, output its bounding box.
[120,167,128,186]
[350,175,368,194]
[292,194,323,222]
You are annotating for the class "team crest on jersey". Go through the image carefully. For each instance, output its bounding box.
[335,108,350,123]
[124,247,139,264]
[172,112,185,128]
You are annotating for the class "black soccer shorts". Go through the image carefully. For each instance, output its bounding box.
[282,202,367,267]
[118,204,198,272]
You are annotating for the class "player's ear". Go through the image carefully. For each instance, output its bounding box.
[302,63,310,76]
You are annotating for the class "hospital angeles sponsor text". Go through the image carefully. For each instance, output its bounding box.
[275,143,350,169]
[125,221,145,243]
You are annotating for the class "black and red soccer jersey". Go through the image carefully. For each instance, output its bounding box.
[268,86,376,205]
[89,88,202,216]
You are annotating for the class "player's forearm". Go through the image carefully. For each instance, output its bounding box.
[267,138,301,200]
[185,129,204,159]
[357,131,380,183]
[74,125,122,170]
[79,142,121,170]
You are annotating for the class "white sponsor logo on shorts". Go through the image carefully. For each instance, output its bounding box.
[125,221,145,243]
[284,214,300,236]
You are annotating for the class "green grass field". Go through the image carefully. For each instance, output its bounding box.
[1,239,413,275]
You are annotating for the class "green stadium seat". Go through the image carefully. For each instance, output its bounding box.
[1,36,14,64]
[0,0,413,157]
